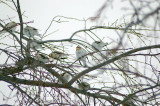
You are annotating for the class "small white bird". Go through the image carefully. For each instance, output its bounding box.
[49,51,67,60]
[76,46,88,67]
[92,41,108,51]
[35,53,49,63]
[61,72,71,81]
[27,40,43,50]
[57,72,71,83]
[118,57,129,71]
[0,21,17,34]
[23,26,39,38]
[78,82,90,90]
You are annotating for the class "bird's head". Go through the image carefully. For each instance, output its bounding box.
[76,46,82,51]
[49,53,54,58]
[5,21,17,29]
[94,41,101,44]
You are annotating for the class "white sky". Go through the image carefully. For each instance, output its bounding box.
[0,0,128,37]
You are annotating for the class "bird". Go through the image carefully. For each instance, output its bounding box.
[78,82,90,90]
[35,53,49,63]
[57,72,71,83]
[15,58,29,69]
[61,72,71,81]
[49,51,67,60]
[27,40,43,50]
[76,45,88,67]
[0,21,17,34]
[122,99,137,106]
[23,26,39,38]
[92,41,108,51]
[118,57,129,71]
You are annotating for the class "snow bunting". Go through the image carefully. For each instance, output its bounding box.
[118,57,129,71]
[78,82,90,90]
[27,40,43,50]
[49,51,67,60]
[35,53,49,63]
[76,46,88,67]
[0,21,17,34]
[23,26,39,38]
[61,72,71,81]
[92,41,108,51]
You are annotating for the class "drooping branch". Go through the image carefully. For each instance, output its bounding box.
[0,74,123,105]
[116,84,160,106]
[0,74,42,106]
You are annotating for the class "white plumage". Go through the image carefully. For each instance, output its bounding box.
[49,51,67,60]
[119,57,129,71]
[0,21,17,34]
[62,72,71,81]
[23,26,39,38]
[35,53,49,63]
[78,82,90,90]
[28,40,43,50]
[92,41,108,51]
[76,46,87,67]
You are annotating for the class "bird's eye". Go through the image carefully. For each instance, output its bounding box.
[33,28,37,30]
[40,54,45,58]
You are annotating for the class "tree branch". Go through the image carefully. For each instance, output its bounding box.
[68,44,160,85]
